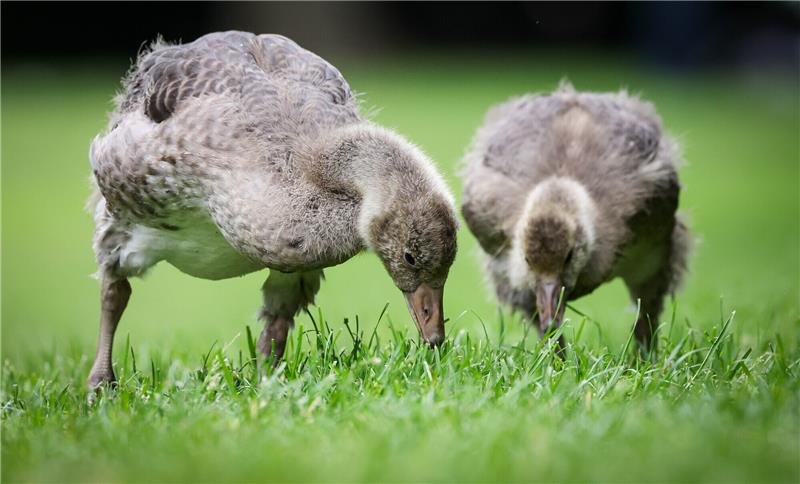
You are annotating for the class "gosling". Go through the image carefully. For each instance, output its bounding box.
[461,82,689,350]
[87,31,457,389]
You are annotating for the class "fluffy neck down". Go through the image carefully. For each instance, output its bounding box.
[509,176,596,287]
[311,123,455,250]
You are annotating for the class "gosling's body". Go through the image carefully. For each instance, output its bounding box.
[462,83,690,347]
[88,31,457,389]
[91,32,363,279]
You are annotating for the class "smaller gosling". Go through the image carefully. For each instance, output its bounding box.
[461,83,690,350]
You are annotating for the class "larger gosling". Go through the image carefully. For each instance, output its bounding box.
[87,31,457,389]
[461,83,690,350]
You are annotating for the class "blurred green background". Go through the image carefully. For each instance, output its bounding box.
[2,2,799,365]
[3,51,798,364]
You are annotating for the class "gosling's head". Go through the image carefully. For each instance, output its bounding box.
[369,193,458,346]
[337,125,459,346]
[343,125,458,346]
[513,177,595,332]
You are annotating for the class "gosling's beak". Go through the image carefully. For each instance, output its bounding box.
[403,283,445,346]
[536,279,566,333]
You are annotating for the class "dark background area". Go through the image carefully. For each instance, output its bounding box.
[3,1,798,72]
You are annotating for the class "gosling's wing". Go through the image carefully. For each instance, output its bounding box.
[92,31,361,224]
[461,159,528,256]
[460,98,536,255]
[116,31,253,124]
[559,89,684,242]
[92,32,265,222]
[252,34,354,108]
[461,93,584,256]
[116,31,358,130]
[469,85,676,183]
[245,33,361,136]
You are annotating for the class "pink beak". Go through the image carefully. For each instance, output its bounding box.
[536,279,565,333]
[403,283,445,346]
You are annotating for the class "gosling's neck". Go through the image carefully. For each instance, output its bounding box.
[311,123,455,250]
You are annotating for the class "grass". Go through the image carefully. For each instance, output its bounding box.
[2,51,799,482]
[3,309,798,482]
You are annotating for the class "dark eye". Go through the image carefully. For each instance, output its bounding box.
[404,250,416,267]
[565,249,574,266]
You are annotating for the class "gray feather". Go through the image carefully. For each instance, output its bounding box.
[461,83,691,322]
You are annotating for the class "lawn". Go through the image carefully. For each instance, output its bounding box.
[2,52,799,482]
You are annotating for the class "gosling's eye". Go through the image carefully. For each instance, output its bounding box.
[404,251,416,267]
[565,249,574,265]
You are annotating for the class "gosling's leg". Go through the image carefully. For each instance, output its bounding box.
[625,266,671,355]
[626,220,690,354]
[257,269,323,364]
[257,313,293,362]
[87,274,131,389]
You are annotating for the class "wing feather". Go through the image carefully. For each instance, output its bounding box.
[115,31,356,127]
[461,86,682,255]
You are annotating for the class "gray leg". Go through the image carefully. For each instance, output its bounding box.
[626,274,669,353]
[87,275,131,389]
[257,269,323,363]
[626,220,690,353]
[257,313,293,361]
